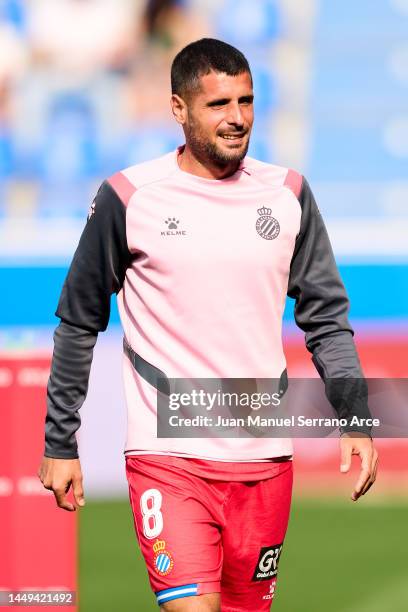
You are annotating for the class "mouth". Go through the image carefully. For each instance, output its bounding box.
[219,133,247,141]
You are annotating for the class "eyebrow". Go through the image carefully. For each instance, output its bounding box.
[206,94,254,107]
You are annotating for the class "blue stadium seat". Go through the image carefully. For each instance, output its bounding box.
[0,0,25,32]
[39,93,100,183]
[251,64,276,114]
[34,93,101,217]
[247,137,270,164]
[316,0,408,40]
[310,0,408,190]
[311,41,408,115]
[37,180,94,219]
[0,127,13,178]
[120,127,180,167]
[215,0,280,45]
[248,114,272,162]
[308,124,408,182]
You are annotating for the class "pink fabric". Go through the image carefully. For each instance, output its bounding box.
[116,149,303,460]
[108,171,137,207]
[283,168,303,199]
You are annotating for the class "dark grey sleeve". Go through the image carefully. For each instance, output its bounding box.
[44,181,132,458]
[287,177,372,437]
[45,322,97,458]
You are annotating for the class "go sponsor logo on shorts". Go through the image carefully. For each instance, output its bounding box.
[252,543,283,581]
[140,488,174,576]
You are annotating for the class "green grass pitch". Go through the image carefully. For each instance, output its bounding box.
[79,496,408,611]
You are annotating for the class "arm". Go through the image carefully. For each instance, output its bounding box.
[38,180,132,510]
[287,176,378,500]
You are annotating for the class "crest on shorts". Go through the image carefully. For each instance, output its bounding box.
[153,539,174,576]
[256,207,280,240]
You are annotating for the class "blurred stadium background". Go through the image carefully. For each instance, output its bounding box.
[0,0,407,610]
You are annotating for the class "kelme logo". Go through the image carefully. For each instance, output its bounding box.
[161,217,187,236]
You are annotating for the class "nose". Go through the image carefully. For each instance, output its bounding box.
[226,102,244,127]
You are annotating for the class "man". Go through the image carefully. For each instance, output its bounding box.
[38,39,378,611]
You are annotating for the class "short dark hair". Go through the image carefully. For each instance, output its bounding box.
[171,38,252,100]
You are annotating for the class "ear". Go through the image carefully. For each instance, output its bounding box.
[170,94,188,125]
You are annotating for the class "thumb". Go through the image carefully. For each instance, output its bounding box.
[340,440,352,473]
[72,476,86,507]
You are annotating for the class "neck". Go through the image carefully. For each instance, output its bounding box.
[177,144,241,180]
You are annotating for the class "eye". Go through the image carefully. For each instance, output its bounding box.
[207,99,229,108]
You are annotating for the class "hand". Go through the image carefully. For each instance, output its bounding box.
[37,456,85,512]
[340,432,378,501]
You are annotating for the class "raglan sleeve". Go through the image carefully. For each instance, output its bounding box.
[44,180,132,459]
[286,176,372,437]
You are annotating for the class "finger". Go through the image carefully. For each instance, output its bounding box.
[37,467,47,482]
[54,486,75,512]
[72,476,86,507]
[352,468,371,500]
[360,472,376,496]
[352,451,373,500]
[361,456,379,496]
[373,455,379,480]
[39,470,53,490]
[340,441,353,473]
[361,479,374,496]
[38,466,52,487]
[353,461,378,500]
[371,453,378,480]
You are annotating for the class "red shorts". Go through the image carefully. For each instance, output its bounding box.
[126,455,293,611]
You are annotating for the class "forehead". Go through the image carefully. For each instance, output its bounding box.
[195,70,253,99]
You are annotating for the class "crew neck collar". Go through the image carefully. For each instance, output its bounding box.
[173,145,250,184]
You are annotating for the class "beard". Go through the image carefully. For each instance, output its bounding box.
[185,115,250,167]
